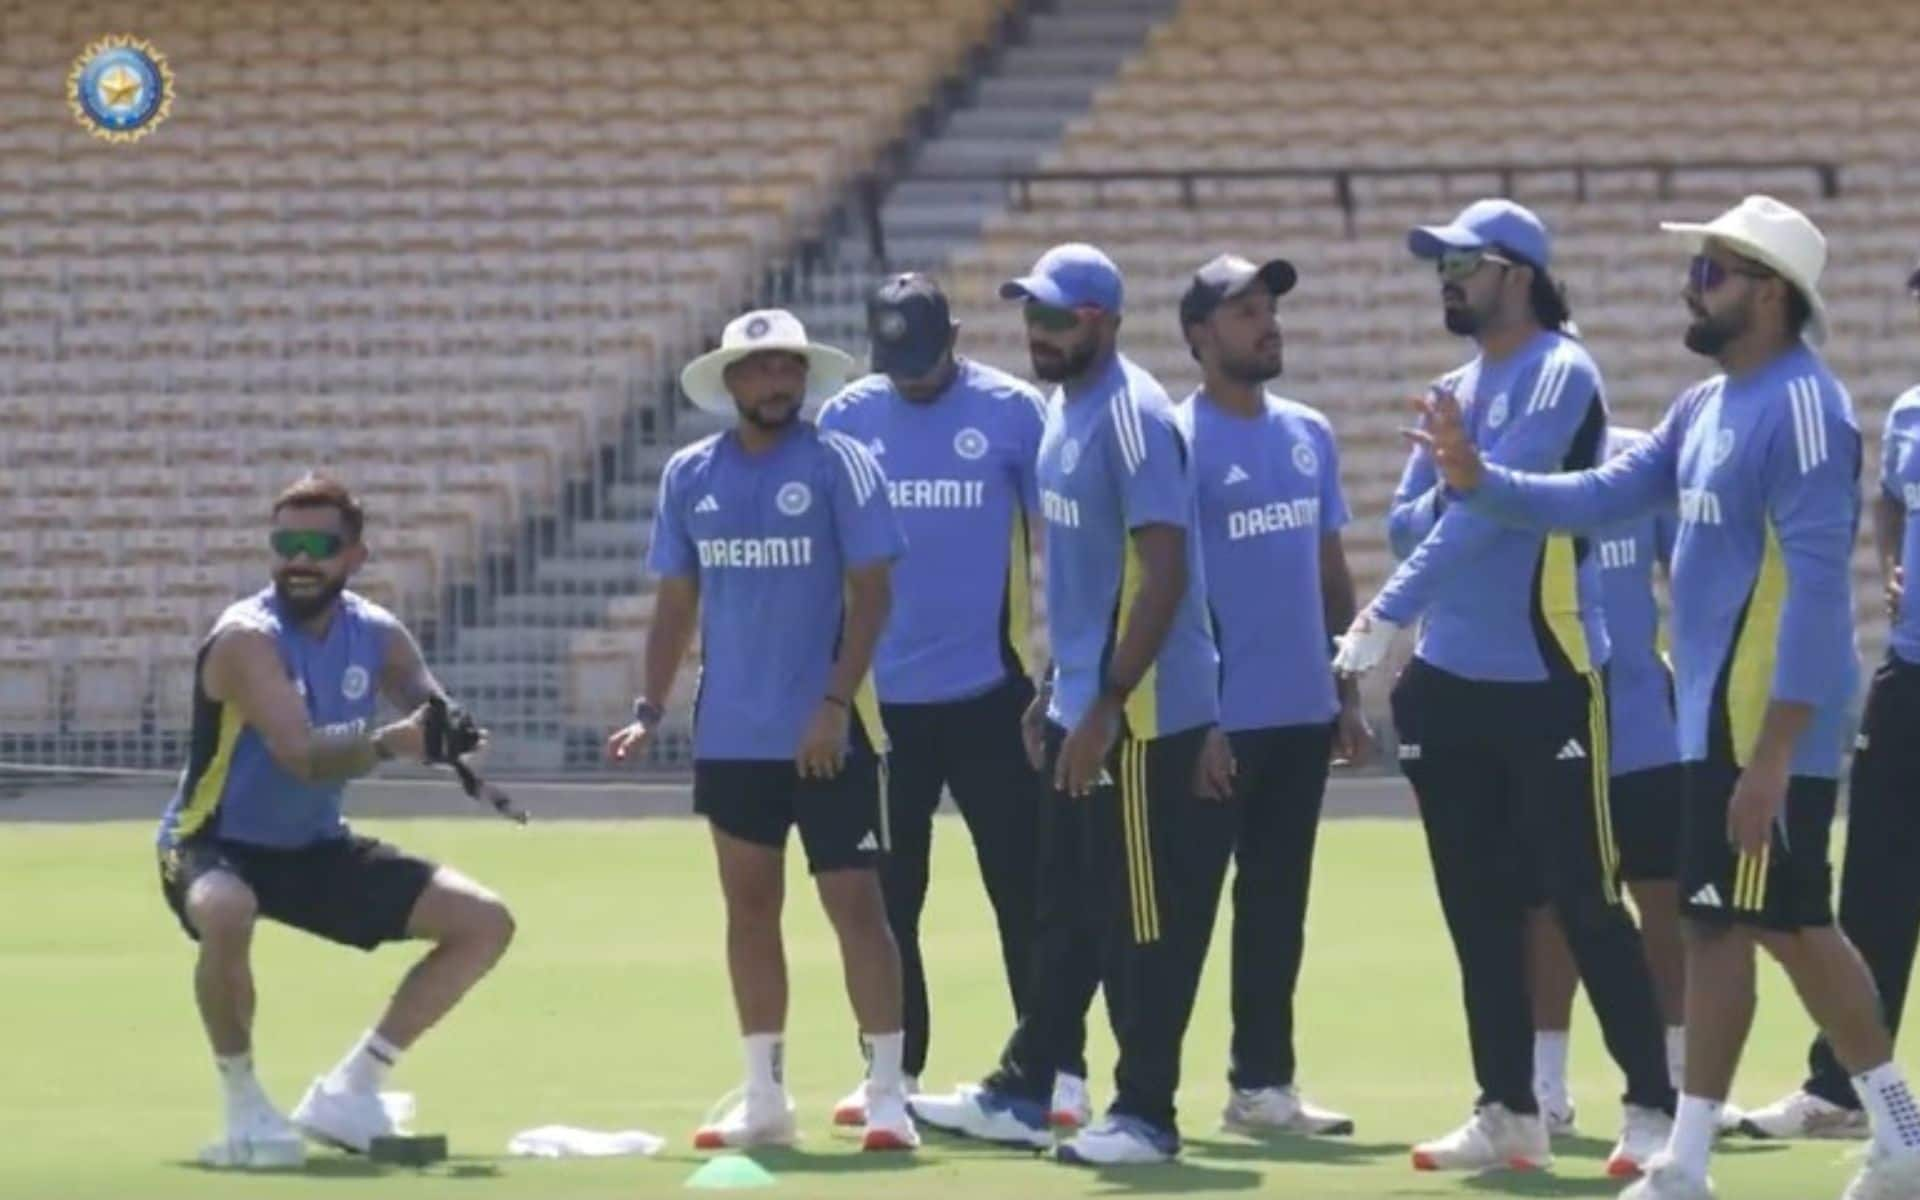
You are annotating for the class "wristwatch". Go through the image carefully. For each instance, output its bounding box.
[632,698,663,726]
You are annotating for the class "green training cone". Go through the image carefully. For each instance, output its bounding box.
[684,1154,777,1190]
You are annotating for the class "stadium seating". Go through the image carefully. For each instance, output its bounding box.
[0,0,1013,742]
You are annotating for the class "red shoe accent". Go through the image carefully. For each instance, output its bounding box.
[832,1104,866,1128]
[861,1129,916,1152]
[1606,1154,1643,1179]
[692,1128,727,1151]
[1506,1156,1543,1171]
[1411,1150,1438,1171]
[1049,1110,1083,1131]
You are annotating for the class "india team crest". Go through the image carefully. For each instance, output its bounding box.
[876,311,908,342]
[776,481,812,516]
[1713,427,1736,466]
[68,35,174,144]
[1060,437,1082,476]
[953,427,988,461]
[342,665,370,701]
[1291,440,1319,477]
[1485,392,1510,430]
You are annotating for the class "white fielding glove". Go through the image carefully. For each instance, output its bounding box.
[1333,611,1401,677]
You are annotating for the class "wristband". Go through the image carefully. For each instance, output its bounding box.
[631,698,663,726]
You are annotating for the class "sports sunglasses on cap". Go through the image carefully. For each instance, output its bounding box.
[1435,248,1516,284]
[269,529,348,560]
[1022,301,1100,332]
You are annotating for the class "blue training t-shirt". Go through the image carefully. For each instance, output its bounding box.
[1181,389,1347,732]
[1594,427,1681,777]
[1879,385,1920,666]
[1035,353,1219,740]
[1470,342,1861,778]
[157,588,396,849]
[817,359,1045,704]
[1380,330,1612,682]
[648,423,905,761]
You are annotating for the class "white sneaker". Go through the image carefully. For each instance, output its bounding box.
[1539,1094,1578,1137]
[1222,1086,1355,1136]
[692,1091,797,1150]
[199,1098,307,1169]
[1618,1153,1716,1199]
[861,1085,920,1152]
[1842,1145,1920,1199]
[1741,1090,1870,1140]
[909,1084,1050,1149]
[1607,1105,1674,1179]
[832,1074,919,1127]
[1049,1072,1092,1131]
[1716,1103,1747,1139]
[1411,1104,1551,1172]
[290,1078,410,1153]
[1055,1115,1178,1165]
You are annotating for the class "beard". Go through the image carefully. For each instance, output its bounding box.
[1683,308,1741,356]
[273,572,347,621]
[1221,345,1282,385]
[1030,338,1101,383]
[738,396,801,431]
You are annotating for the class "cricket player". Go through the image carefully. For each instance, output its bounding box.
[913,243,1235,1166]
[606,309,917,1152]
[1530,427,1689,1133]
[1174,252,1363,1137]
[817,274,1079,1125]
[1412,195,1920,1200]
[156,473,516,1168]
[1343,200,1676,1176]
[1743,255,1920,1143]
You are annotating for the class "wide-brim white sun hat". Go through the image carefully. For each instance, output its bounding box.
[680,308,856,416]
[1660,194,1830,345]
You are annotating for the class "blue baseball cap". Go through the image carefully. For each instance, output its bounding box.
[867,273,952,379]
[999,242,1124,312]
[1408,199,1552,270]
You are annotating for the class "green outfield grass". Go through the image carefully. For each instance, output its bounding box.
[0,816,1899,1199]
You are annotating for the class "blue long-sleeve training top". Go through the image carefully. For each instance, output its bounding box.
[1375,330,1611,682]
[1466,342,1861,778]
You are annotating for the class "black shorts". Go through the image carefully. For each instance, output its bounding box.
[1679,758,1836,931]
[694,736,884,876]
[1611,764,1683,882]
[158,834,438,952]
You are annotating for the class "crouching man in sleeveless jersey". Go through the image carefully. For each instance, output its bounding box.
[156,473,515,1168]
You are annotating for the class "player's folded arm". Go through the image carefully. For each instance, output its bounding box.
[204,627,384,783]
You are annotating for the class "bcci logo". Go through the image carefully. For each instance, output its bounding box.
[1713,428,1736,466]
[342,665,370,701]
[1059,437,1082,476]
[744,316,771,340]
[875,311,908,342]
[1292,440,1319,477]
[69,36,173,144]
[953,428,988,461]
[776,481,812,516]
[1484,392,1510,431]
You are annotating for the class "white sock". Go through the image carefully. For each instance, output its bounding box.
[327,1030,401,1094]
[1669,1094,1722,1179]
[1666,1026,1687,1091]
[1533,1031,1570,1106]
[1853,1061,1920,1154]
[744,1033,785,1098]
[216,1051,258,1109]
[863,1032,904,1096]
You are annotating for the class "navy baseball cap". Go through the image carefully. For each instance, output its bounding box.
[1179,254,1298,332]
[868,273,952,378]
[1000,242,1124,312]
[1409,199,1552,270]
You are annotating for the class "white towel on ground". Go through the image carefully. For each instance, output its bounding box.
[507,1125,666,1158]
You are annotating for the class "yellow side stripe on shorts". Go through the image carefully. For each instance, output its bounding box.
[1119,743,1145,941]
[1735,846,1771,912]
[1587,672,1621,905]
[1120,742,1160,945]
[875,759,891,854]
[1135,743,1159,943]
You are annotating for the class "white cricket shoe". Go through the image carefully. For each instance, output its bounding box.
[692,1090,797,1150]
[1607,1105,1674,1179]
[291,1078,410,1153]
[1539,1092,1578,1137]
[832,1074,919,1127]
[1717,1103,1747,1139]
[1411,1103,1551,1172]
[199,1097,306,1169]
[1055,1115,1178,1165]
[1842,1145,1920,1199]
[1222,1086,1355,1136]
[1618,1153,1716,1199]
[1740,1090,1870,1140]
[909,1083,1050,1149]
[1050,1073,1093,1131]
[860,1085,920,1152]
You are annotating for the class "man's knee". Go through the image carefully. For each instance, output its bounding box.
[413,870,515,958]
[816,868,890,935]
[186,873,258,943]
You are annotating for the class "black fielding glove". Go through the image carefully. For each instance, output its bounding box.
[423,694,483,764]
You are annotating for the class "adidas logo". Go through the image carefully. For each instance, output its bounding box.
[1856,733,1871,751]
[1691,884,1723,909]
[1556,739,1586,760]
[695,495,720,514]
[855,832,878,852]
[1398,743,1421,761]
[1224,464,1250,486]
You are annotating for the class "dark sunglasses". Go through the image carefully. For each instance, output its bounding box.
[1023,301,1096,332]
[1687,254,1773,293]
[269,529,347,560]
[1435,248,1515,284]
